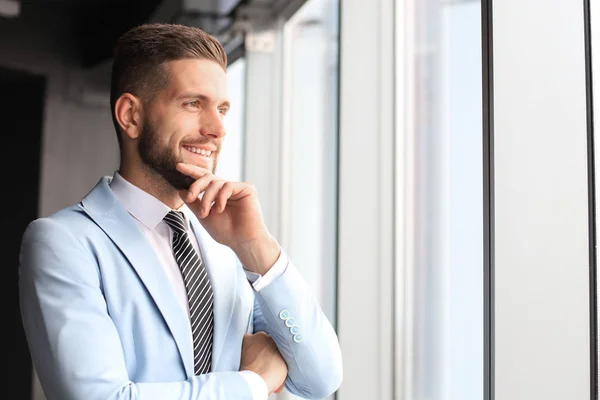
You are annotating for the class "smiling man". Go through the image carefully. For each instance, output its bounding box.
[18,23,342,400]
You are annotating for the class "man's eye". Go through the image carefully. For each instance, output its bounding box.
[185,101,199,108]
[218,108,228,116]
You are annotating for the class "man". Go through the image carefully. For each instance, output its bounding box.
[18,23,342,400]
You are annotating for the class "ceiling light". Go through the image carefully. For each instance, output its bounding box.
[0,0,20,18]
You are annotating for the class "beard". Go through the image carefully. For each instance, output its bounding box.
[138,118,219,191]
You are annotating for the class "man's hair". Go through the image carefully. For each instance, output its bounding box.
[109,23,228,140]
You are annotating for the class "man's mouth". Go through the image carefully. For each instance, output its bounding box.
[183,145,213,157]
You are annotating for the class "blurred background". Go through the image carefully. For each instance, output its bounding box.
[4,0,599,399]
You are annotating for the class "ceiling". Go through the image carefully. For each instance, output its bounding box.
[1,0,247,69]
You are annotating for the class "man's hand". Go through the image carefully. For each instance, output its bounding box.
[176,163,280,274]
[240,332,288,395]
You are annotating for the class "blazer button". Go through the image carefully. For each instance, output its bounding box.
[285,317,296,327]
[279,310,290,320]
[290,325,300,335]
[293,334,304,343]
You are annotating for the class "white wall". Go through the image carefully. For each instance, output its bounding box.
[493,1,591,399]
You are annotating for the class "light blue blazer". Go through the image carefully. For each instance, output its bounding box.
[18,177,343,400]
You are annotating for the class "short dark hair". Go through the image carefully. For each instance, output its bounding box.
[109,23,228,140]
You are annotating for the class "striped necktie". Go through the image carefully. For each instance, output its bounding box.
[163,210,214,375]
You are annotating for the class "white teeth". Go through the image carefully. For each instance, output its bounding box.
[184,146,211,156]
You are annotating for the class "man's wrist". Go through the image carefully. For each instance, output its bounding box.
[233,234,281,275]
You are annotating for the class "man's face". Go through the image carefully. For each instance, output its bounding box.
[138,58,230,190]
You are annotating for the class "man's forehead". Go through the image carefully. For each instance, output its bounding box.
[164,59,228,100]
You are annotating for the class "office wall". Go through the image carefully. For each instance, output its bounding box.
[0,13,117,400]
[0,12,118,220]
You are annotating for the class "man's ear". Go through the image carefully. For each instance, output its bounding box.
[114,93,143,140]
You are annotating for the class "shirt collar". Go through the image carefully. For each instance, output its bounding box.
[109,171,192,231]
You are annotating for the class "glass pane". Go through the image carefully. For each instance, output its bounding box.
[398,0,483,399]
[278,0,339,397]
[282,0,339,324]
[217,57,246,181]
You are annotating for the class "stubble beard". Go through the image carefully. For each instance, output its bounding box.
[138,119,219,191]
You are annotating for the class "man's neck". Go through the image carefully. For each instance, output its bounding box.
[118,163,184,210]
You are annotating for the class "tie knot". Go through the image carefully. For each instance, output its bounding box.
[164,210,187,235]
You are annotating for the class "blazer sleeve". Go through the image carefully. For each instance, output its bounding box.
[18,218,254,400]
[252,255,343,399]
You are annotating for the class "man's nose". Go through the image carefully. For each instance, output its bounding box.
[200,109,226,138]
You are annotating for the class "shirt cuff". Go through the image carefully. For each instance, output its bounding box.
[244,248,289,292]
[239,370,269,400]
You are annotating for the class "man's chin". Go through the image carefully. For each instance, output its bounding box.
[166,172,196,191]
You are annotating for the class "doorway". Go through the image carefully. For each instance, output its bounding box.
[2,65,46,399]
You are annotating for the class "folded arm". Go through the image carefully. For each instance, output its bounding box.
[250,254,343,399]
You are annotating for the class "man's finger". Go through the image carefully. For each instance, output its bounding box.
[214,182,235,212]
[199,180,226,217]
[182,174,214,202]
[275,383,285,393]
[176,162,211,179]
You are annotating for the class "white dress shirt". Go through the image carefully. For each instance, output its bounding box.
[109,171,287,400]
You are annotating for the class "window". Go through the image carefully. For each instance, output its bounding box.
[397,1,484,399]
[217,57,246,182]
[280,0,340,328]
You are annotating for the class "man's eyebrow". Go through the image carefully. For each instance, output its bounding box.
[176,93,230,108]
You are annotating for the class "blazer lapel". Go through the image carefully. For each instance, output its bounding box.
[188,216,237,371]
[79,177,194,377]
